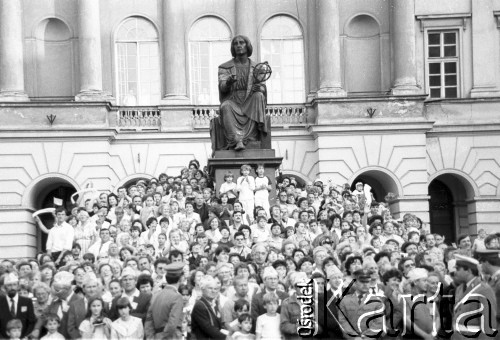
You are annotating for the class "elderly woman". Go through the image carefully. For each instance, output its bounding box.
[216,262,233,294]
[32,281,52,318]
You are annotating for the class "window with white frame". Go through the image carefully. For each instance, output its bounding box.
[261,16,305,104]
[115,17,161,105]
[426,30,459,99]
[189,17,231,105]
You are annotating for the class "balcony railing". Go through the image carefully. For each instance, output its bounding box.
[192,104,308,129]
[117,107,161,131]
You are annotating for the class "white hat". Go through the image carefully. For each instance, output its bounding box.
[4,273,19,285]
[455,254,479,266]
[407,268,428,282]
[82,272,99,287]
[291,271,308,286]
[120,267,137,280]
[327,265,343,278]
[53,271,74,286]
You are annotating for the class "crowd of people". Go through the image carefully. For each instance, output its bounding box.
[1,158,499,340]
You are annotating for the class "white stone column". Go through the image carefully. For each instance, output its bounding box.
[0,0,29,101]
[76,0,112,101]
[470,0,500,97]
[162,0,189,103]
[317,0,345,97]
[390,0,420,95]
[306,0,318,101]
[235,0,258,57]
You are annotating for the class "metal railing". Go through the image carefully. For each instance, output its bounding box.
[117,107,161,130]
[191,104,308,128]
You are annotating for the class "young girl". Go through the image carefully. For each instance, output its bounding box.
[79,297,112,339]
[236,165,256,222]
[219,171,238,204]
[219,193,234,226]
[232,313,255,340]
[254,164,271,216]
[110,297,144,339]
[166,229,189,255]
[41,314,65,340]
[255,293,281,340]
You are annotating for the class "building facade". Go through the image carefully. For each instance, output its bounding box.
[1,0,500,258]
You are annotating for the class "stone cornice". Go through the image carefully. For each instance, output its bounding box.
[309,119,434,136]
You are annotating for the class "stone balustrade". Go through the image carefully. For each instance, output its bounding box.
[191,105,308,129]
[117,106,161,130]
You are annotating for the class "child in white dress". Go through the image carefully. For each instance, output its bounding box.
[219,171,238,204]
[254,164,271,217]
[236,164,255,221]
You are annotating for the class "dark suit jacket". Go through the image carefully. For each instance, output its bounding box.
[452,277,497,340]
[67,297,88,340]
[191,296,226,340]
[316,290,344,339]
[34,292,82,339]
[109,292,152,322]
[0,294,36,339]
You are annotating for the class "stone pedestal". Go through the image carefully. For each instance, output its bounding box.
[208,149,283,204]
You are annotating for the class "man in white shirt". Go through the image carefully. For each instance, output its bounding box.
[88,228,112,258]
[46,207,74,265]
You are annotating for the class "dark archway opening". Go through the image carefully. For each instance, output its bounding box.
[31,178,76,252]
[428,179,455,244]
[428,173,475,245]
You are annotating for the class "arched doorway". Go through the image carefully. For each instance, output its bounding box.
[27,177,77,251]
[428,179,455,243]
[428,172,477,243]
[350,169,401,203]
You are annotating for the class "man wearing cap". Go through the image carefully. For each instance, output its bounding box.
[452,254,497,340]
[109,267,152,322]
[145,262,184,340]
[476,249,500,331]
[338,269,385,339]
[0,273,36,339]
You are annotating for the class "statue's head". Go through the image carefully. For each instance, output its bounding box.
[231,35,253,57]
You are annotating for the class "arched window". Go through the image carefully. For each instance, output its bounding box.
[189,17,232,105]
[261,16,305,103]
[34,18,74,98]
[115,17,161,105]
